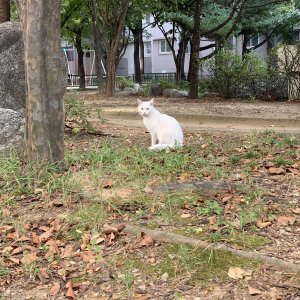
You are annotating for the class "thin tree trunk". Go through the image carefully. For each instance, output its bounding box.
[176,35,189,83]
[17,0,66,162]
[89,0,104,91]
[0,0,10,23]
[188,0,203,99]
[133,28,142,84]
[106,54,116,96]
[74,30,85,89]
[138,21,144,77]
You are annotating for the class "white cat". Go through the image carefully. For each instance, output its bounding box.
[137,98,183,150]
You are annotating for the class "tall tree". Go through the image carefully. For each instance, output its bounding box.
[188,0,203,98]
[0,0,10,23]
[95,0,129,96]
[85,0,105,91]
[61,0,90,89]
[15,0,66,162]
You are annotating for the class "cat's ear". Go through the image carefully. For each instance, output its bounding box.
[137,99,143,106]
[149,98,155,106]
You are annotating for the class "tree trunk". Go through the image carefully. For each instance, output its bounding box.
[138,21,144,76]
[74,30,85,89]
[188,0,203,99]
[106,54,116,97]
[133,28,142,84]
[0,0,10,23]
[89,0,104,91]
[16,0,66,163]
[176,34,189,83]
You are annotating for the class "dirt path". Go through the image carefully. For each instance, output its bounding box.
[80,92,300,134]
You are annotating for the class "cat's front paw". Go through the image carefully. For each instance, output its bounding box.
[148,145,156,150]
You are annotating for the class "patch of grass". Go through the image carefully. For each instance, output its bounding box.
[0,266,11,277]
[115,244,259,284]
[228,232,271,249]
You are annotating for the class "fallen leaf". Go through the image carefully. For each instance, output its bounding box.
[39,268,50,279]
[45,239,59,257]
[61,245,74,258]
[21,252,38,265]
[0,225,13,233]
[180,213,191,219]
[277,216,296,226]
[49,282,60,296]
[228,267,245,279]
[256,220,272,229]
[2,208,11,217]
[103,223,124,234]
[139,232,154,247]
[11,247,23,255]
[103,180,113,189]
[81,251,96,264]
[9,257,20,264]
[144,186,153,194]
[268,167,285,175]
[39,228,54,242]
[34,188,44,194]
[248,285,262,295]
[292,208,300,215]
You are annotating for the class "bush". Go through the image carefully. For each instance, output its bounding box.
[116,76,134,90]
[205,50,269,99]
[158,80,176,90]
[64,93,104,133]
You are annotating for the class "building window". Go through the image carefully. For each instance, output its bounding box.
[145,14,151,24]
[144,41,151,55]
[293,29,300,42]
[247,34,259,48]
[185,42,191,54]
[159,40,171,54]
[65,50,74,61]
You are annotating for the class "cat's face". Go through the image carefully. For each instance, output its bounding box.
[137,99,154,117]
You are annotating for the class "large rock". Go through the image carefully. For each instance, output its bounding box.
[0,108,25,152]
[150,83,163,96]
[163,88,188,98]
[0,22,25,110]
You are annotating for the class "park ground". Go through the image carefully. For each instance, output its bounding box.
[0,92,300,299]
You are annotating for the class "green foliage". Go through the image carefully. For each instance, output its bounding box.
[65,93,103,133]
[206,50,269,99]
[158,80,176,90]
[115,76,134,91]
[197,200,223,216]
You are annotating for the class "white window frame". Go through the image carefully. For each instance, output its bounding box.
[247,34,260,48]
[159,39,172,54]
[144,41,151,56]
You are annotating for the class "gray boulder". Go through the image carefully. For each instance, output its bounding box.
[163,88,188,98]
[0,108,25,152]
[150,83,163,96]
[0,22,25,110]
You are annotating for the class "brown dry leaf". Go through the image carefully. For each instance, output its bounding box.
[268,167,285,175]
[39,268,50,279]
[0,225,13,233]
[248,285,262,295]
[9,257,20,264]
[31,232,40,244]
[180,213,191,219]
[139,232,154,247]
[11,247,23,255]
[49,282,60,296]
[61,245,74,258]
[256,220,272,229]
[39,228,54,242]
[228,267,245,279]
[292,208,300,215]
[21,252,38,265]
[6,232,17,240]
[277,216,296,226]
[103,224,122,234]
[34,188,44,194]
[103,180,114,189]
[82,233,91,246]
[81,251,96,264]
[221,194,233,203]
[144,186,153,194]
[286,167,299,175]
[50,218,62,231]
[2,208,11,217]
[45,239,59,257]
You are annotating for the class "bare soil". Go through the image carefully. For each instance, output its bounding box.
[79,92,300,135]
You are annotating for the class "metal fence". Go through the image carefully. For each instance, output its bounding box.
[67,74,98,87]
[130,72,177,83]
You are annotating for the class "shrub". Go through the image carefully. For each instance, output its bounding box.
[116,76,134,90]
[64,93,104,133]
[158,80,176,90]
[205,50,269,99]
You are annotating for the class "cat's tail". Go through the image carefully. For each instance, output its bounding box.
[148,143,181,151]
